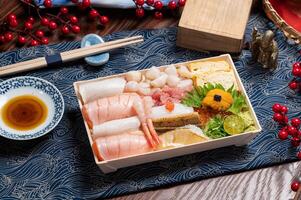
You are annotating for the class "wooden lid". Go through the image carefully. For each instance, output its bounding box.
[179,0,252,39]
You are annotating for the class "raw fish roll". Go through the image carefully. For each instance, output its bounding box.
[92,131,152,161]
[82,93,140,127]
[79,77,126,103]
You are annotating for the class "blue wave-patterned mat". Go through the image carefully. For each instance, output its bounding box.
[0,13,301,199]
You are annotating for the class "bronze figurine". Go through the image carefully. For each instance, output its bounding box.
[251,28,278,70]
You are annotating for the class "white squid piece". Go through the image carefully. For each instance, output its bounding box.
[145,66,161,80]
[125,71,142,82]
[79,77,126,103]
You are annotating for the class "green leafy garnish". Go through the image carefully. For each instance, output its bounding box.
[227,85,248,114]
[182,83,248,115]
[181,83,225,107]
[204,116,229,139]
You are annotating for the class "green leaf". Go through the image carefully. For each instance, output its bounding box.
[204,116,229,139]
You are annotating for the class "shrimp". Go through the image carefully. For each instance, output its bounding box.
[92,131,152,161]
[82,93,140,127]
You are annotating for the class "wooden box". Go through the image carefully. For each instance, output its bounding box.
[73,54,262,174]
[177,0,253,53]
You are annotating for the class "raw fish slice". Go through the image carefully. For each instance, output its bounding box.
[92,116,141,139]
[79,77,126,103]
[92,131,152,161]
[83,93,139,127]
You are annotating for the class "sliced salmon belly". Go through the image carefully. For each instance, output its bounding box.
[92,131,152,161]
[82,93,140,127]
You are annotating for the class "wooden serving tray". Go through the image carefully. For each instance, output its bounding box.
[73,54,262,173]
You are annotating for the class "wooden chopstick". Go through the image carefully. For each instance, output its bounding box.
[0,35,144,77]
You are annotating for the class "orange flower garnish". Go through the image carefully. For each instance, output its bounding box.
[165,101,175,112]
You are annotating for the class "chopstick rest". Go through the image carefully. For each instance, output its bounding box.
[81,34,110,66]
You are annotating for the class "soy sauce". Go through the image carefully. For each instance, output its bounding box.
[1,95,48,131]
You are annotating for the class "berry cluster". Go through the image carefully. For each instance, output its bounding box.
[134,0,186,19]
[0,0,109,47]
[272,103,301,192]
[289,62,301,91]
[272,103,301,147]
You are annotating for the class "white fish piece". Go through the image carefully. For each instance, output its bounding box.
[125,81,139,92]
[145,66,161,80]
[125,71,142,82]
[167,75,180,87]
[92,116,141,139]
[79,77,126,103]
[177,79,193,90]
[150,103,194,119]
[138,86,152,96]
[151,74,168,88]
[178,65,193,78]
[164,65,178,76]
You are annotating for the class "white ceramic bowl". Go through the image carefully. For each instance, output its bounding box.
[0,76,64,140]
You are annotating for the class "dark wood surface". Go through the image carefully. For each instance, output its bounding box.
[1,1,299,200]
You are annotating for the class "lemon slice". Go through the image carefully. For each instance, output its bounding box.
[223,115,245,135]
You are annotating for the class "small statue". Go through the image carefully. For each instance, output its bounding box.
[251,27,278,70]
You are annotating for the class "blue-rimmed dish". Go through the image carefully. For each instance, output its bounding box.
[0,76,64,140]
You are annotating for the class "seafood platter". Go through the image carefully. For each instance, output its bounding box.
[74,54,262,173]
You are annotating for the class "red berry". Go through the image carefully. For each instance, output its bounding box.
[4,32,13,42]
[30,39,39,46]
[146,0,154,5]
[281,106,288,114]
[292,67,301,77]
[43,0,52,8]
[154,11,163,19]
[35,30,44,38]
[178,0,186,6]
[297,151,301,160]
[24,21,33,30]
[81,0,90,8]
[7,13,16,21]
[99,16,109,25]
[272,103,282,113]
[72,25,80,33]
[48,21,57,30]
[154,1,163,10]
[293,62,301,69]
[89,9,99,19]
[60,7,69,14]
[41,37,49,45]
[283,115,288,124]
[41,17,49,26]
[289,81,298,90]
[0,35,5,43]
[291,118,301,128]
[24,0,32,3]
[287,126,298,136]
[136,8,145,18]
[18,35,26,44]
[71,0,78,3]
[278,130,288,140]
[136,0,144,6]
[61,25,70,34]
[69,16,78,24]
[291,181,300,192]
[9,19,18,28]
[27,17,35,24]
[168,1,177,10]
[273,113,283,122]
[291,137,301,147]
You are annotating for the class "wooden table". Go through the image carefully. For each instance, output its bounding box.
[1,1,299,200]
